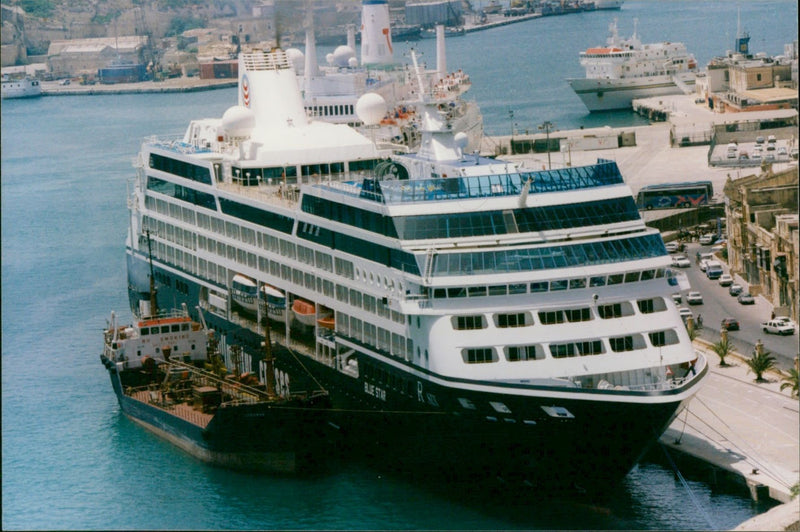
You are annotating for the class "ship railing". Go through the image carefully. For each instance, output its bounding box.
[135,307,191,322]
[145,135,213,155]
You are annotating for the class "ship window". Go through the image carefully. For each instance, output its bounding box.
[550,280,568,291]
[433,288,446,298]
[171,324,180,332]
[565,308,592,322]
[577,340,604,356]
[448,287,467,298]
[161,326,170,333]
[590,276,606,287]
[624,271,640,283]
[649,329,679,347]
[454,315,485,330]
[598,302,626,319]
[496,313,528,328]
[488,285,507,296]
[550,343,577,358]
[468,286,487,297]
[530,281,548,293]
[462,347,497,364]
[141,328,150,336]
[569,278,586,289]
[637,297,667,314]
[641,269,655,280]
[538,310,565,325]
[607,274,623,285]
[506,345,542,361]
[509,283,527,294]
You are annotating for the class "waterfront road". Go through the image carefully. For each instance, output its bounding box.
[672,242,798,372]
[660,340,799,528]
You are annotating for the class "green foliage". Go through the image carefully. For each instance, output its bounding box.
[745,348,776,382]
[167,15,207,37]
[18,0,54,18]
[780,368,799,398]
[711,337,735,367]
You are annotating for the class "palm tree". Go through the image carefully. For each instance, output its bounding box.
[746,348,777,383]
[711,336,735,367]
[780,368,799,398]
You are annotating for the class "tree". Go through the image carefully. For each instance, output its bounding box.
[745,348,777,383]
[780,368,799,399]
[711,336,735,367]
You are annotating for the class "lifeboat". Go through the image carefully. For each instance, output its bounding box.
[259,284,287,323]
[292,299,317,326]
[231,274,258,313]
[317,315,335,330]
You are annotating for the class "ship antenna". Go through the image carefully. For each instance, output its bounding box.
[146,230,158,318]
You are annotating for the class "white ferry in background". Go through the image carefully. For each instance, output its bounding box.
[123,37,707,487]
[1,74,42,99]
[592,0,624,10]
[567,19,697,112]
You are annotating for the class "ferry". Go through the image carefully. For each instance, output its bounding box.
[122,41,707,487]
[567,19,698,112]
[1,75,42,99]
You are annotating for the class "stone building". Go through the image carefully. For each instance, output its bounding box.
[47,36,148,79]
[724,165,799,319]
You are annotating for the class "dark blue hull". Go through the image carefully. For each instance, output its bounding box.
[126,251,705,487]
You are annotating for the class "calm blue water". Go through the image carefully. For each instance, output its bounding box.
[2,2,794,529]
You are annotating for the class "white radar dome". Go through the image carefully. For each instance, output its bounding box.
[221,105,255,137]
[348,57,358,68]
[326,53,335,65]
[454,132,469,151]
[355,93,387,126]
[333,45,356,67]
[285,48,304,72]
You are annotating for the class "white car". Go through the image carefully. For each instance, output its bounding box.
[686,291,703,305]
[678,307,693,320]
[718,274,733,286]
[699,234,715,245]
[672,255,691,268]
[699,259,709,272]
[762,320,795,335]
[664,242,679,253]
[774,316,798,329]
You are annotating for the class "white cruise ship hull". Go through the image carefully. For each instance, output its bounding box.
[567,74,695,112]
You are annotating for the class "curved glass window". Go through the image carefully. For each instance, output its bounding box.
[149,153,212,185]
[147,176,216,210]
[431,233,666,277]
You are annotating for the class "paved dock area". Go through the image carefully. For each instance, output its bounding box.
[662,340,799,530]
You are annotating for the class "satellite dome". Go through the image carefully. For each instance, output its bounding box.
[454,132,469,151]
[333,45,356,67]
[221,105,255,137]
[355,93,387,126]
[326,53,335,66]
[285,48,304,72]
[348,57,358,68]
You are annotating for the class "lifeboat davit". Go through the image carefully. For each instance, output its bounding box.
[292,299,317,326]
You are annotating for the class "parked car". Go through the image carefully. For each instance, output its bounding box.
[728,283,743,296]
[737,292,755,305]
[721,318,740,331]
[762,320,795,335]
[756,135,765,144]
[774,316,798,330]
[686,291,703,305]
[672,255,691,268]
[778,146,788,156]
[671,293,682,304]
[699,234,715,245]
[699,259,709,272]
[718,274,733,286]
[664,242,679,253]
[678,307,693,320]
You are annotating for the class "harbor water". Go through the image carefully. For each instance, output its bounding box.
[2,1,796,529]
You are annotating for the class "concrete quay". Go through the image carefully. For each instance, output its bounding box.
[40,76,236,96]
[661,341,799,530]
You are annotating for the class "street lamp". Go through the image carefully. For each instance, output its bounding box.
[539,120,554,170]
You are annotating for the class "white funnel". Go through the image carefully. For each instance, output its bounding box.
[361,0,393,65]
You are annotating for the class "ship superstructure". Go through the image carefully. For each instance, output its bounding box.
[124,46,707,487]
[567,19,698,111]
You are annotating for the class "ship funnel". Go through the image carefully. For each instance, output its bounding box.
[347,24,356,51]
[361,0,393,66]
[238,51,309,132]
[436,25,447,81]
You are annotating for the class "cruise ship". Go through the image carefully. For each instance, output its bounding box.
[567,19,698,112]
[123,44,707,487]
